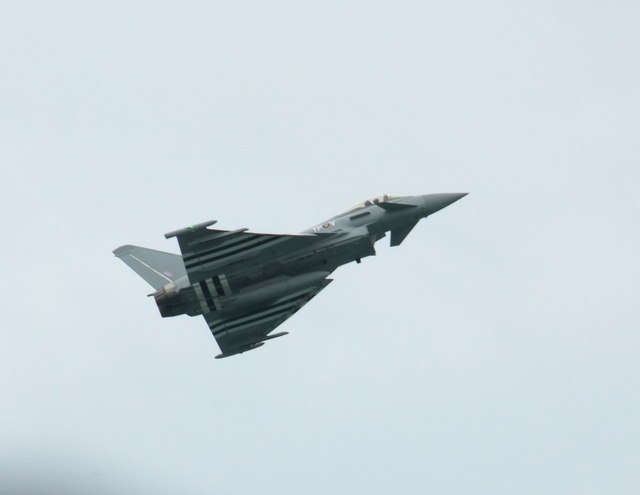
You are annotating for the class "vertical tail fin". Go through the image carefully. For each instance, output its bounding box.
[113,245,187,289]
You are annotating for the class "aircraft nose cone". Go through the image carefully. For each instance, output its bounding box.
[422,193,468,215]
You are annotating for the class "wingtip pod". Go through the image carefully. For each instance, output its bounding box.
[215,341,265,359]
[165,220,218,239]
[214,332,290,359]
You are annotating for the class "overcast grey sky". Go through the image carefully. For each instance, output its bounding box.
[1,1,639,493]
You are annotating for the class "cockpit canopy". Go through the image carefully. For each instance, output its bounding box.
[341,194,398,214]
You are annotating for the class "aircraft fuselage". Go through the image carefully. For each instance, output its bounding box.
[153,193,466,319]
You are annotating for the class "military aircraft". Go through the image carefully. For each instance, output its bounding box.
[113,193,467,358]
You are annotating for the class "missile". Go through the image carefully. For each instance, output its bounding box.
[213,332,289,359]
[215,341,264,359]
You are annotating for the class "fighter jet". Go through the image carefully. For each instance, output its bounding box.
[113,193,467,358]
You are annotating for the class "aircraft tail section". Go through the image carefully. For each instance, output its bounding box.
[113,245,186,289]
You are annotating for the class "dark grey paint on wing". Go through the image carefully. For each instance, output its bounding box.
[113,193,467,358]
